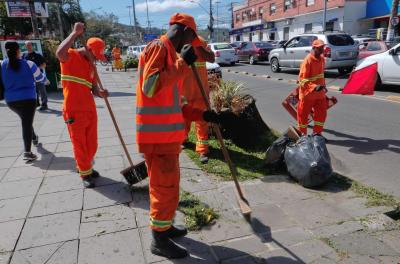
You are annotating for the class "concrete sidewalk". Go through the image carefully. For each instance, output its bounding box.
[0,68,399,264]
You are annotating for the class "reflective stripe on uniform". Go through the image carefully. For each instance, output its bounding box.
[61,74,92,89]
[298,123,308,128]
[193,61,206,67]
[137,122,185,132]
[150,217,172,228]
[196,140,209,145]
[80,168,93,176]
[137,85,180,114]
[299,73,324,86]
[314,121,325,126]
[142,73,159,97]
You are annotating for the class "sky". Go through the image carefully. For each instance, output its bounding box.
[80,0,235,29]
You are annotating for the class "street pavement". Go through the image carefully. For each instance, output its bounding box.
[0,67,399,264]
[222,63,400,199]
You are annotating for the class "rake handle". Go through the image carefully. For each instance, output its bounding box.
[191,66,246,202]
[80,36,134,167]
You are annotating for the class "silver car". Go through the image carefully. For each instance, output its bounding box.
[208,43,238,66]
[268,33,358,74]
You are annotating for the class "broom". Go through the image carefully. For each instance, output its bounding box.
[191,65,252,216]
[80,36,148,185]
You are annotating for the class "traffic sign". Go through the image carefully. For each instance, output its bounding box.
[143,34,158,43]
[391,17,399,26]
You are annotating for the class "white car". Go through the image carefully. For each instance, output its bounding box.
[206,62,222,78]
[208,42,237,66]
[127,45,146,58]
[356,43,400,88]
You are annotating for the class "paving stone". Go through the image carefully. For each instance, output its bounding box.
[78,229,145,264]
[83,183,132,210]
[80,205,136,238]
[200,210,253,243]
[377,230,400,254]
[361,214,399,232]
[93,168,125,187]
[17,211,80,250]
[221,256,258,264]
[12,153,54,169]
[283,239,335,263]
[39,174,83,194]
[0,157,17,169]
[338,254,381,264]
[0,169,6,182]
[0,219,25,252]
[249,204,297,235]
[329,231,399,256]
[212,235,267,261]
[180,174,218,193]
[195,189,235,211]
[2,166,44,182]
[55,142,73,153]
[30,189,83,217]
[279,198,352,229]
[45,157,77,177]
[329,197,390,219]
[256,247,302,264]
[0,252,11,264]
[92,156,125,171]
[0,146,22,158]
[376,255,400,264]
[263,227,313,248]
[0,178,42,200]
[10,240,78,264]
[129,189,150,228]
[0,196,34,222]
[311,221,364,238]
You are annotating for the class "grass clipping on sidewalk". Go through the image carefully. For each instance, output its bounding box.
[178,191,219,231]
[184,128,280,181]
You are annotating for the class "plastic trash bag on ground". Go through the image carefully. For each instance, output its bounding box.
[265,134,292,167]
[284,135,333,188]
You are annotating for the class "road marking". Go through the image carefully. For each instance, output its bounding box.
[385,96,400,102]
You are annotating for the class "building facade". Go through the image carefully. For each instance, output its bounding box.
[230,0,368,42]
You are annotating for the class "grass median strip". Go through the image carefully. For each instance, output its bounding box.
[184,128,282,181]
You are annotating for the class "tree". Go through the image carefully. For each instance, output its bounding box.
[0,2,33,37]
[84,11,120,46]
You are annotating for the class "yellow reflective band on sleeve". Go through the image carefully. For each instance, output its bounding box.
[314,121,325,126]
[142,73,159,98]
[150,217,172,228]
[196,140,209,145]
[61,75,93,89]
[193,62,206,67]
[298,123,308,128]
[299,73,324,86]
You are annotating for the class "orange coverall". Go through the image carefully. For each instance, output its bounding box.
[297,53,327,135]
[182,41,210,155]
[60,49,97,177]
[112,47,123,70]
[136,36,204,232]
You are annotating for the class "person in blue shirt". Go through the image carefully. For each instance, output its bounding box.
[1,41,45,162]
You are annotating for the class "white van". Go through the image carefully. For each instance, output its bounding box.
[127,45,146,58]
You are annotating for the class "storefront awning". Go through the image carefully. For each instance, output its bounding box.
[229,23,264,35]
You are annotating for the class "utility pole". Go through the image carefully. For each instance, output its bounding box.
[216,1,220,42]
[29,1,39,38]
[323,0,327,32]
[230,2,234,29]
[127,5,132,32]
[132,0,138,35]
[145,0,151,33]
[387,0,399,41]
[56,2,64,39]
[209,0,213,41]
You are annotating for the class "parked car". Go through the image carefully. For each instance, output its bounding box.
[358,41,389,59]
[127,45,146,58]
[206,61,222,78]
[208,43,237,65]
[236,41,274,64]
[230,41,245,52]
[268,33,358,74]
[356,43,400,88]
[352,36,375,45]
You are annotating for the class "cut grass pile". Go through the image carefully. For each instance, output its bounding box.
[184,128,282,181]
[178,191,219,231]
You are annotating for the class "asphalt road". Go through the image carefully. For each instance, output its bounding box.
[222,66,400,198]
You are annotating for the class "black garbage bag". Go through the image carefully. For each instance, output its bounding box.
[284,135,333,188]
[265,134,292,167]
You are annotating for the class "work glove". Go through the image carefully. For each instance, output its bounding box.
[180,44,197,66]
[315,85,327,92]
[203,110,220,123]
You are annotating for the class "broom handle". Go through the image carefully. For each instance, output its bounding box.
[191,66,246,201]
[80,37,135,167]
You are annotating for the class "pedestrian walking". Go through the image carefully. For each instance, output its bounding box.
[23,41,48,110]
[56,22,109,188]
[1,41,44,161]
[297,39,328,135]
[136,13,221,259]
[111,45,123,70]
[181,37,215,164]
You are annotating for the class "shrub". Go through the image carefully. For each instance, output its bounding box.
[42,39,61,74]
[123,58,138,69]
[211,79,246,113]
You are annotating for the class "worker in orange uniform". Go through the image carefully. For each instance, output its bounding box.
[297,39,327,136]
[56,22,109,188]
[111,45,123,70]
[181,37,215,163]
[136,13,221,259]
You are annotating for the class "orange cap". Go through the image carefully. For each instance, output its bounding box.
[312,39,325,48]
[87,37,106,61]
[169,12,201,46]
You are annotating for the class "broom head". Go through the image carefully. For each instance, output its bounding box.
[121,160,148,185]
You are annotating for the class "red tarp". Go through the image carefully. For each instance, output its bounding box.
[341,63,377,95]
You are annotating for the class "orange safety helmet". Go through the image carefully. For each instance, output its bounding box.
[87,37,106,61]
[169,13,201,46]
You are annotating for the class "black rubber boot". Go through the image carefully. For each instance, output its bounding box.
[164,225,188,238]
[199,154,209,164]
[91,169,100,178]
[82,175,96,188]
[151,230,188,259]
